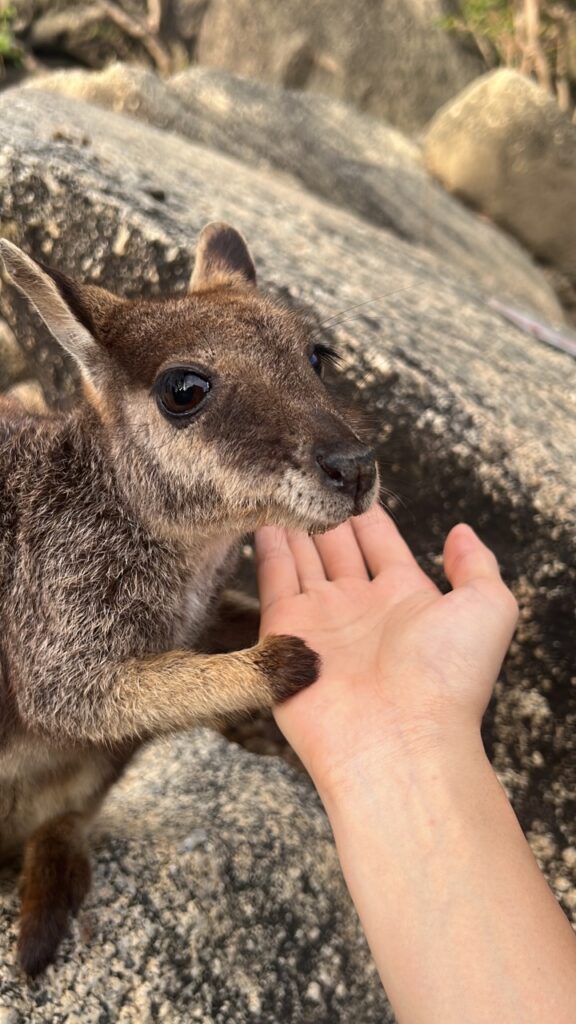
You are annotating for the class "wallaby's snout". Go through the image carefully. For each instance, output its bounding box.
[315,441,376,508]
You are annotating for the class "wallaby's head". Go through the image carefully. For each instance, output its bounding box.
[0,224,378,535]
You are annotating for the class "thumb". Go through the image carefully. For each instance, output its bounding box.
[443,524,503,591]
[443,524,519,682]
[444,525,518,630]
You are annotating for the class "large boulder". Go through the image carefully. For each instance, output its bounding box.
[0,87,575,1015]
[0,731,390,1023]
[424,70,576,279]
[22,63,562,321]
[195,0,485,132]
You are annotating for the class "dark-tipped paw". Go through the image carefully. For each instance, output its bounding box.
[257,635,321,703]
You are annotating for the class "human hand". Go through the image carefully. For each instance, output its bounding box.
[255,505,518,794]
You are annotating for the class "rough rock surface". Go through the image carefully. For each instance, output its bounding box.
[196,0,485,132]
[424,70,576,279]
[0,731,390,1023]
[0,88,575,1016]
[23,63,562,320]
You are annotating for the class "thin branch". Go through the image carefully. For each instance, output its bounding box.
[516,0,553,93]
[146,0,163,36]
[99,1,171,74]
[29,1,172,75]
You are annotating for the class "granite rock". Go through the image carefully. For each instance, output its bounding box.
[4,379,47,413]
[424,70,576,279]
[23,63,562,320]
[195,0,485,132]
[0,731,391,1023]
[0,319,27,391]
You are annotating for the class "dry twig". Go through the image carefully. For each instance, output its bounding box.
[29,0,171,75]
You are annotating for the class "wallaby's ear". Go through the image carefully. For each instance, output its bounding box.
[0,240,117,375]
[189,222,256,293]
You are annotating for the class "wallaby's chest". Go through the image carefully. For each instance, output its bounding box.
[0,535,236,860]
[2,463,236,672]
[172,537,237,648]
[0,420,239,858]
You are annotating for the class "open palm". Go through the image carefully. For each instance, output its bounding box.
[255,505,518,791]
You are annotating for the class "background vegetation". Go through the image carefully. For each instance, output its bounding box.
[0,4,20,71]
[0,0,574,118]
[446,0,575,115]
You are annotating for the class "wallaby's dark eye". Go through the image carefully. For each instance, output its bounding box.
[155,368,211,425]
[309,349,322,376]
[309,344,339,378]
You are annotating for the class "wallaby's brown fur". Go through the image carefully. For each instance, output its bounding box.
[0,223,377,976]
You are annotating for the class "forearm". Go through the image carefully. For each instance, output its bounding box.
[318,734,576,1024]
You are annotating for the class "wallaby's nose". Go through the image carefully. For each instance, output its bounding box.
[315,442,376,502]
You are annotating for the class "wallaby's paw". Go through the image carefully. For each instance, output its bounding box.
[257,634,321,703]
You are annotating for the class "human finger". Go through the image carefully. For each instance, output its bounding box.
[351,503,420,578]
[444,524,501,588]
[286,529,327,589]
[444,524,518,616]
[255,527,301,612]
[314,520,369,581]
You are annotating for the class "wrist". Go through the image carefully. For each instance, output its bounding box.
[315,718,490,821]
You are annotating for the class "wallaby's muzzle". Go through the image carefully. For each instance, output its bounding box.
[315,441,376,508]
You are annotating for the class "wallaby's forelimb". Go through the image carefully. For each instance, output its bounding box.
[19,637,319,745]
[111,636,319,740]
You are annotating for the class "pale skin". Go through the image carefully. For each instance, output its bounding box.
[255,505,576,1024]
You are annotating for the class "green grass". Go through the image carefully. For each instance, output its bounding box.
[440,0,514,46]
[0,5,22,72]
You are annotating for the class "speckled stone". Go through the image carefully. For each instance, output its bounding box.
[0,1007,20,1024]
[0,319,27,392]
[195,0,484,132]
[424,70,576,278]
[0,732,391,1023]
[4,379,47,414]
[22,64,561,319]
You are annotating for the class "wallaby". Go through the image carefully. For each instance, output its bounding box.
[0,223,378,977]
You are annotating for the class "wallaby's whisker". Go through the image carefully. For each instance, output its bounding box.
[319,285,415,332]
